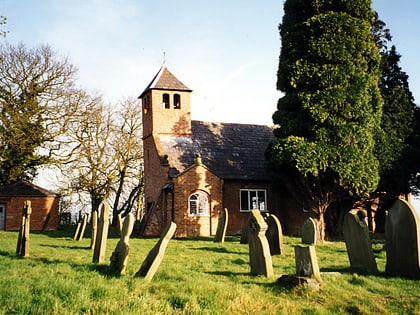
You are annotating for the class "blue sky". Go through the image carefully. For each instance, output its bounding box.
[2,1,420,210]
[2,0,419,126]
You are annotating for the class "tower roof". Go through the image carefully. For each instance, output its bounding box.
[139,66,192,98]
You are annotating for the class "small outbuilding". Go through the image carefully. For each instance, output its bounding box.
[0,181,60,231]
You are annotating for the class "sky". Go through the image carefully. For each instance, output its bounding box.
[1,0,420,211]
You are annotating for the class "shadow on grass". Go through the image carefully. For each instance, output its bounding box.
[39,243,90,250]
[192,246,245,255]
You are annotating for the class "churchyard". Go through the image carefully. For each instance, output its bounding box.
[1,224,419,314]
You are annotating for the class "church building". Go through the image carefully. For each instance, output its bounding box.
[139,66,304,237]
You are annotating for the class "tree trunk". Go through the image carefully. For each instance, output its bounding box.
[311,205,327,244]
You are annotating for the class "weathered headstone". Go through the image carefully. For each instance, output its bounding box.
[295,245,322,283]
[90,209,98,249]
[16,200,31,257]
[214,208,228,243]
[248,210,273,277]
[343,209,377,273]
[302,217,316,245]
[92,202,110,263]
[110,213,135,275]
[74,214,88,241]
[135,221,177,282]
[385,199,420,279]
[265,214,284,255]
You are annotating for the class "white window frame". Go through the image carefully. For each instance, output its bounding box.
[188,192,209,216]
[240,189,267,212]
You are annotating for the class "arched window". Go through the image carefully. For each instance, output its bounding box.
[162,93,170,109]
[188,192,209,216]
[174,93,181,109]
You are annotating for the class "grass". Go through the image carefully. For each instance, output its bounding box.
[0,226,419,314]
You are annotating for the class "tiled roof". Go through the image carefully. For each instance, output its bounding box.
[139,66,192,98]
[0,181,59,197]
[160,121,276,180]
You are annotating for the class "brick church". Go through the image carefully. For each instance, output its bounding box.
[139,65,304,237]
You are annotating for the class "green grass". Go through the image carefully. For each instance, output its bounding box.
[0,227,419,314]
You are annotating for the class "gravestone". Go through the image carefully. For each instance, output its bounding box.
[343,209,377,273]
[16,200,31,257]
[214,208,228,243]
[265,214,284,255]
[385,199,420,279]
[295,245,322,283]
[92,202,110,263]
[240,215,250,244]
[248,210,273,277]
[74,214,88,241]
[110,213,135,275]
[135,221,177,282]
[302,217,316,244]
[90,209,98,249]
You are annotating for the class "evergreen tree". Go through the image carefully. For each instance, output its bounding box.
[267,0,382,242]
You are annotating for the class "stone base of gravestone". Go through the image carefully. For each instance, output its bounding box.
[214,208,228,243]
[277,274,320,290]
[343,209,377,274]
[248,210,273,277]
[385,199,420,279]
[295,245,322,283]
[135,222,177,282]
[265,214,284,255]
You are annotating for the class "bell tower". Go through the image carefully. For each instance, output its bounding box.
[139,66,192,139]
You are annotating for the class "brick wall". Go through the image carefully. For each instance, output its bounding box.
[2,196,59,231]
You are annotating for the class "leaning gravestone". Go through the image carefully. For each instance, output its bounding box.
[16,200,31,257]
[135,222,177,282]
[248,210,273,277]
[265,214,284,255]
[385,199,420,279]
[92,202,110,263]
[117,213,123,237]
[302,217,317,244]
[343,209,377,273]
[214,208,228,243]
[295,244,322,283]
[74,214,88,241]
[110,213,135,275]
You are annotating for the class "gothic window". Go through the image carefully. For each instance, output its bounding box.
[174,93,181,109]
[188,192,209,216]
[163,93,170,109]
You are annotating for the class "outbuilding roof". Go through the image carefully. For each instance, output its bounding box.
[0,181,59,197]
[160,120,276,180]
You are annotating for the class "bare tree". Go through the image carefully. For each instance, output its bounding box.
[56,97,143,224]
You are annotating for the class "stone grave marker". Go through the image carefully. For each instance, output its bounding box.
[248,210,273,277]
[92,202,110,263]
[295,245,322,283]
[90,209,98,249]
[135,221,177,282]
[117,213,123,237]
[385,199,420,279]
[240,215,250,244]
[16,200,31,257]
[302,217,316,244]
[74,214,88,241]
[343,209,377,273]
[110,213,135,275]
[265,214,284,255]
[214,208,228,243]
